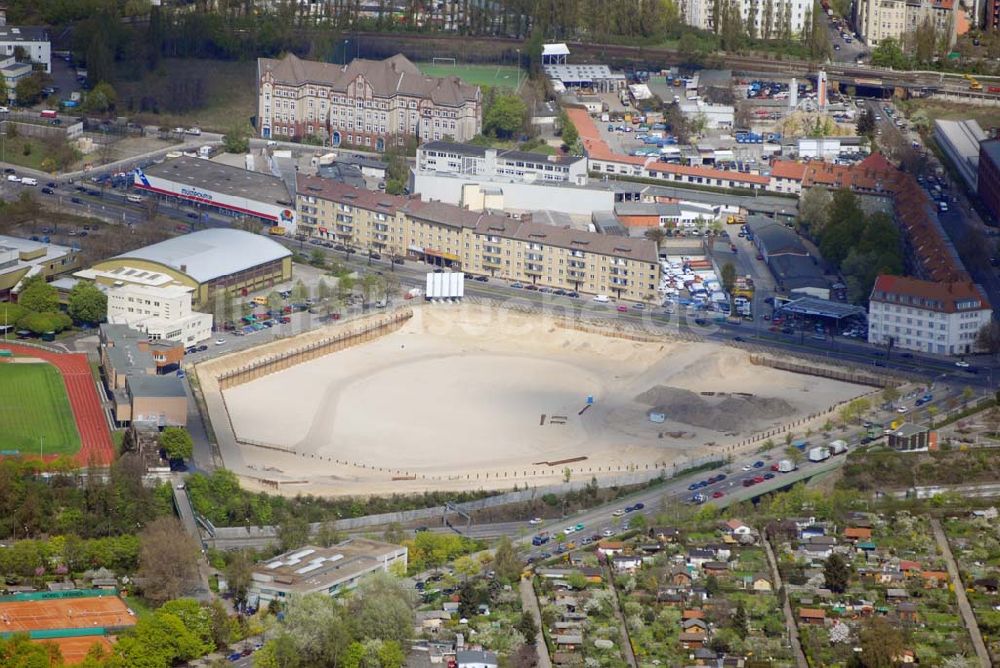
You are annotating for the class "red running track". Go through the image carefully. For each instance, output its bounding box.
[3,343,115,466]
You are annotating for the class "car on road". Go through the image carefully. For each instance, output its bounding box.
[763,472,775,480]
[528,517,542,525]
[70,196,82,204]
[896,406,908,413]
[955,360,970,368]
[612,509,625,517]
[511,282,524,289]
[186,127,202,135]
[227,653,242,662]
[473,275,489,282]
[753,460,765,468]
[602,528,614,537]
[753,475,765,483]
[734,336,746,342]
[214,338,226,346]
[566,291,579,298]
[197,345,208,352]
[564,526,576,535]
[574,523,584,532]
[688,482,700,490]
[712,491,725,498]
[616,305,628,312]
[742,464,752,471]
[6,174,20,183]
[41,187,54,194]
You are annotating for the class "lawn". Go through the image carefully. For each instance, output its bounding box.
[417,62,523,90]
[900,99,1000,130]
[0,135,55,171]
[0,363,81,456]
[116,58,258,133]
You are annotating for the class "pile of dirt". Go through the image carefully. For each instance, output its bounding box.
[635,385,794,432]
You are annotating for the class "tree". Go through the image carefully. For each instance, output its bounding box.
[823,552,850,593]
[858,615,905,667]
[348,572,414,644]
[160,427,194,461]
[454,555,479,581]
[15,74,44,106]
[721,261,737,312]
[17,311,72,335]
[17,276,59,312]
[516,610,538,643]
[799,187,832,236]
[0,77,7,105]
[976,321,1000,358]
[644,227,667,248]
[291,280,309,302]
[266,291,283,313]
[277,512,310,552]
[483,92,527,139]
[731,602,748,635]
[558,109,578,147]
[493,535,521,583]
[911,17,937,64]
[67,281,107,325]
[881,385,901,405]
[222,123,251,154]
[137,517,200,605]
[871,37,909,69]
[83,82,117,114]
[225,549,254,614]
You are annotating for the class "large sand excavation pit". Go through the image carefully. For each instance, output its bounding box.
[222,305,870,488]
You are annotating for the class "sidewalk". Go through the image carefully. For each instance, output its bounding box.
[930,519,992,668]
[519,578,551,668]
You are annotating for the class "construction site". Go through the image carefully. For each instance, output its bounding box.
[197,304,872,496]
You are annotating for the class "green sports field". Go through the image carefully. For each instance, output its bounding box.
[417,62,524,90]
[0,363,80,456]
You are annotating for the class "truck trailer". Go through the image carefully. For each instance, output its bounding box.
[777,459,796,473]
[808,447,831,463]
[828,440,848,456]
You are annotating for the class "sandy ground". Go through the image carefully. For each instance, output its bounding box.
[223,304,868,486]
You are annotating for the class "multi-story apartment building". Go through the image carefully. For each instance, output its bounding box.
[416,141,589,184]
[257,53,481,150]
[979,139,1000,225]
[0,25,50,74]
[857,0,956,45]
[683,0,811,35]
[867,275,992,356]
[987,0,1000,30]
[296,175,660,302]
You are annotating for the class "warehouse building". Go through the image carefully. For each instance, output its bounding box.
[933,119,987,192]
[132,157,297,232]
[79,228,292,307]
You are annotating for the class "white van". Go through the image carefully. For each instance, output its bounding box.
[593,295,610,303]
[21,177,37,186]
[126,193,143,204]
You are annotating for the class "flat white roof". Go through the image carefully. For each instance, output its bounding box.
[543,64,624,83]
[543,43,570,57]
[111,229,291,284]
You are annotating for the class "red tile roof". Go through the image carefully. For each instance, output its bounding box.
[871,275,990,312]
[565,106,767,186]
[798,608,826,619]
[769,159,808,180]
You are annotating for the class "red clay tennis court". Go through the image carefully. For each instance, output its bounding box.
[0,594,135,633]
[39,636,114,664]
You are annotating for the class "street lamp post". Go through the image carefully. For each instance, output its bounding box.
[515,49,521,91]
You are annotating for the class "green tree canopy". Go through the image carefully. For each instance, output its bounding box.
[483,92,527,139]
[83,81,117,113]
[17,276,59,313]
[15,74,44,107]
[871,37,910,69]
[222,123,251,153]
[160,427,194,461]
[17,311,71,335]
[558,109,579,147]
[823,552,851,593]
[67,281,107,324]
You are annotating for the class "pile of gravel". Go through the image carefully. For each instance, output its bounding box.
[635,385,794,432]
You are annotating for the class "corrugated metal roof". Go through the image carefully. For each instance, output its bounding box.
[113,229,291,284]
